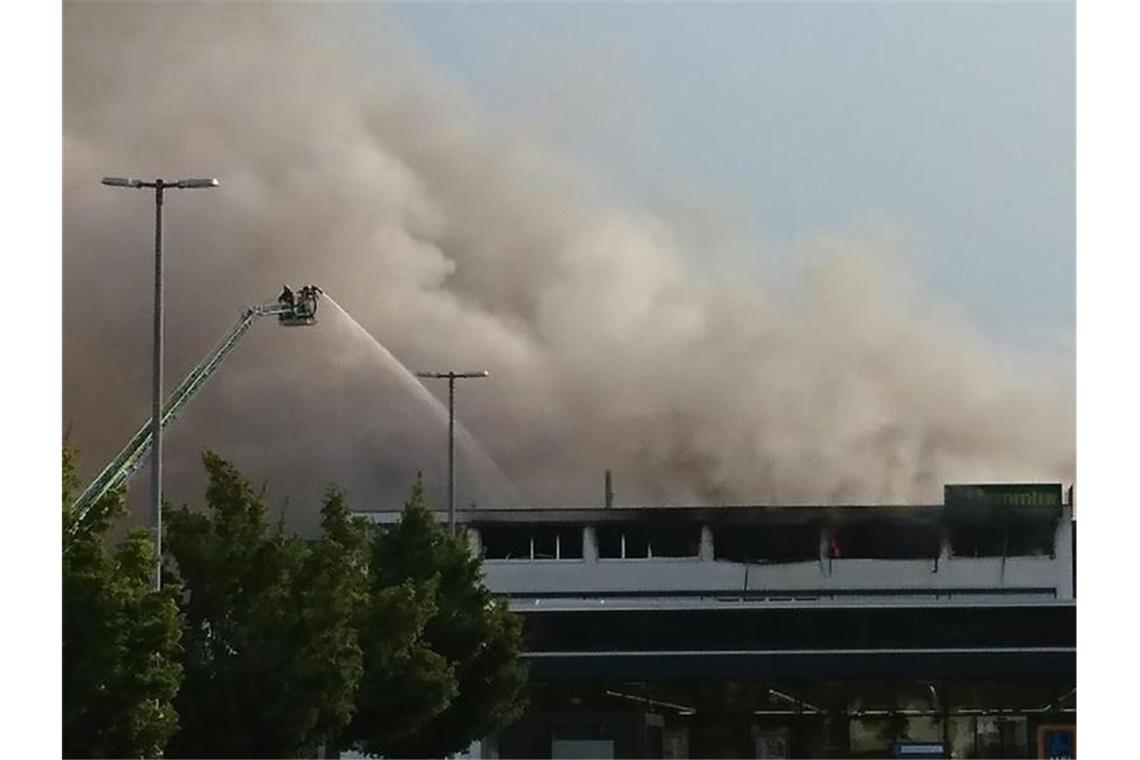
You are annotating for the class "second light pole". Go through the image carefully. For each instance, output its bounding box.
[415,370,488,536]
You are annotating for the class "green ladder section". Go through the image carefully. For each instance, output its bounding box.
[67,301,293,536]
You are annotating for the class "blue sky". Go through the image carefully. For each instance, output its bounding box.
[382,2,1074,355]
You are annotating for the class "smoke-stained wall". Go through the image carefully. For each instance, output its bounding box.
[63,3,1074,533]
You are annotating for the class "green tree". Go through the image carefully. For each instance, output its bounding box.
[294,487,370,753]
[348,475,528,758]
[164,453,365,758]
[345,575,457,755]
[62,448,184,758]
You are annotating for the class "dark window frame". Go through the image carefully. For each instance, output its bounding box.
[713,523,821,564]
[950,520,1056,559]
[830,520,941,560]
[597,523,701,560]
[480,524,586,561]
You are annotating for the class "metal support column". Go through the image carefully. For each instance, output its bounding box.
[150,181,165,590]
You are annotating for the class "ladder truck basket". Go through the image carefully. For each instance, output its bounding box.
[279,285,321,326]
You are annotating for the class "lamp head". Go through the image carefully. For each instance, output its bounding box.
[101,177,143,188]
[176,178,220,189]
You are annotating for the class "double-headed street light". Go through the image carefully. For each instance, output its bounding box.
[102,177,220,190]
[101,176,219,590]
[415,370,488,536]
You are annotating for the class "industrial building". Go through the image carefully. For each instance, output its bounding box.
[358,484,1076,759]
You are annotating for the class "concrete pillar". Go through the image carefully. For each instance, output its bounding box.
[935,524,951,573]
[700,524,715,561]
[939,525,952,561]
[583,525,599,563]
[1055,508,1075,600]
[819,525,832,576]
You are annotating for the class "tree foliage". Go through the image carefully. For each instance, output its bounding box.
[346,575,457,755]
[345,475,529,758]
[296,487,371,749]
[62,448,184,759]
[65,449,528,759]
[164,452,365,758]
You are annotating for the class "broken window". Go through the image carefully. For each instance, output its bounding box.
[596,523,698,558]
[949,524,1006,557]
[950,521,1055,558]
[532,528,558,560]
[598,526,624,558]
[480,525,585,560]
[558,526,584,559]
[1005,521,1055,557]
[713,524,820,563]
[480,526,533,560]
[646,524,701,558]
[597,525,648,558]
[831,521,940,559]
[624,527,650,558]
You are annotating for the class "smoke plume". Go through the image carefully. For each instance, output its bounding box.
[63,3,1074,532]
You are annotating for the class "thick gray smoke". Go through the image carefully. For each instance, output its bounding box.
[63,3,1074,533]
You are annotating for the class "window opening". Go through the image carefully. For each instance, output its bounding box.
[598,526,623,558]
[533,527,558,560]
[646,524,701,558]
[559,527,584,559]
[481,526,533,560]
[950,524,1007,557]
[624,528,650,558]
[713,524,819,563]
[481,525,585,560]
[1005,521,1055,557]
[832,521,940,559]
[951,521,1055,558]
[596,524,689,558]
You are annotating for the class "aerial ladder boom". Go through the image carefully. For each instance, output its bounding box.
[68,286,321,535]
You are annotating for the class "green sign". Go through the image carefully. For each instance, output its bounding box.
[944,483,1062,520]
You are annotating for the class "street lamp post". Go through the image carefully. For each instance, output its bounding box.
[101,176,219,590]
[415,370,488,536]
